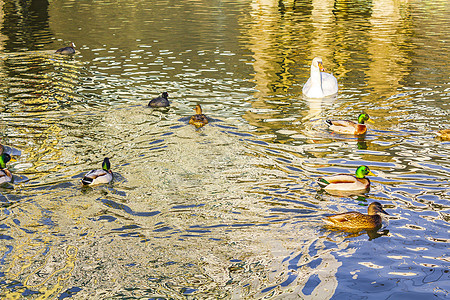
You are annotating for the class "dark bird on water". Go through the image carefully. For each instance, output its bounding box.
[56,42,76,55]
[148,92,170,107]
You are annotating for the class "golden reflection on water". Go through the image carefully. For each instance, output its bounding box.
[242,0,418,131]
[3,223,77,298]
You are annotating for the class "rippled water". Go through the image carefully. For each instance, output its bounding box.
[0,0,449,298]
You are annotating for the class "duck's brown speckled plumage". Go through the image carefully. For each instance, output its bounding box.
[437,129,450,141]
[323,202,389,229]
[189,104,208,128]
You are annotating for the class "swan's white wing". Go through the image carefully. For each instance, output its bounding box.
[302,77,312,95]
[321,72,338,96]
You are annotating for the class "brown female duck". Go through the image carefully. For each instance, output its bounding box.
[323,202,389,229]
[437,129,450,141]
[189,104,208,128]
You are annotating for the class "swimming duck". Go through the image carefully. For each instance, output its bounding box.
[148,92,170,107]
[81,157,113,186]
[437,129,450,141]
[323,202,389,229]
[318,165,374,192]
[189,104,209,128]
[326,113,374,135]
[303,57,338,98]
[55,42,76,55]
[0,153,12,184]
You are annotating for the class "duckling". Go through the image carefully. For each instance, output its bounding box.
[0,153,12,184]
[189,104,209,128]
[303,57,338,98]
[318,165,374,192]
[81,157,113,186]
[56,42,76,55]
[437,129,450,141]
[148,92,170,107]
[326,113,374,135]
[323,202,389,229]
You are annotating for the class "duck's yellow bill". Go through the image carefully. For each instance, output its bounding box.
[367,170,375,176]
[367,118,375,123]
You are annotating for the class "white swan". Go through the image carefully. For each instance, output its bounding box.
[302,57,338,98]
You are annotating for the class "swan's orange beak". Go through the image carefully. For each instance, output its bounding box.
[318,62,325,72]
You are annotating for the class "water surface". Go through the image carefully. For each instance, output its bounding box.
[0,0,449,298]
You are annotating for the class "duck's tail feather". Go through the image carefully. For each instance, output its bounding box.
[81,177,93,185]
[318,178,330,187]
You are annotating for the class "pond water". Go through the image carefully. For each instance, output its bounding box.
[0,0,449,298]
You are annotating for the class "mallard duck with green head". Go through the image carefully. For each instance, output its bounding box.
[81,157,113,186]
[0,153,12,184]
[323,202,389,229]
[318,165,374,192]
[326,113,374,135]
[189,104,209,128]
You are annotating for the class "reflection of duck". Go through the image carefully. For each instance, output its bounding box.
[326,113,373,135]
[56,42,76,55]
[189,104,209,128]
[357,137,368,150]
[148,92,170,107]
[318,165,373,192]
[323,202,389,229]
[0,153,12,184]
[437,129,450,141]
[81,158,113,186]
[303,57,338,98]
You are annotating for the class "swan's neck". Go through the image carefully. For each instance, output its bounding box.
[309,66,323,94]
